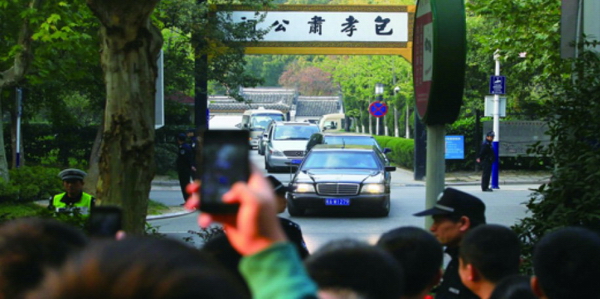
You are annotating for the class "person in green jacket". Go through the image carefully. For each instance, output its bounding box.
[48,169,95,214]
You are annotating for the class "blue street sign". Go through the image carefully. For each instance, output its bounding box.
[445,135,464,159]
[368,101,388,118]
[489,75,506,94]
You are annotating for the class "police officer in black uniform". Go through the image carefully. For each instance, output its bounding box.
[477,131,495,192]
[176,133,196,203]
[267,175,309,259]
[413,188,486,299]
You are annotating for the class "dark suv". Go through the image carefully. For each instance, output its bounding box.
[287,144,396,217]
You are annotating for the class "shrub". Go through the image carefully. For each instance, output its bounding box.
[155,143,178,175]
[512,48,600,274]
[0,166,62,203]
[374,136,414,169]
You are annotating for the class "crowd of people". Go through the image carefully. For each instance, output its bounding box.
[2,165,600,299]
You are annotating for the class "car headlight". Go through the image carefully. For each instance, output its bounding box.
[294,183,315,193]
[361,183,385,194]
[269,148,285,157]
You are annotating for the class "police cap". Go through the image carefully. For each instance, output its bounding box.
[58,169,87,181]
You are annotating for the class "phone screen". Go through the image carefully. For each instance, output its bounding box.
[200,130,250,213]
[87,206,122,237]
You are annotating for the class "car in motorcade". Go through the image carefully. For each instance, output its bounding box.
[236,108,286,148]
[318,113,346,131]
[257,120,275,155]
[305,132,392,164]
[287,144,396,217]
[264,121,320,173]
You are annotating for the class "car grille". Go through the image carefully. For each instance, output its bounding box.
[317,183,360,196]
[284,150,305,157]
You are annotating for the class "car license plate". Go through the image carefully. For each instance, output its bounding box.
[291,159,302,165]
[325,198,350,206]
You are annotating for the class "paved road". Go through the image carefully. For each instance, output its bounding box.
[149,150,540,252]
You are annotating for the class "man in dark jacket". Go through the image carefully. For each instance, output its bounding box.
[413,188,486,299]
[176,133,195,203]
[476,131,495,192]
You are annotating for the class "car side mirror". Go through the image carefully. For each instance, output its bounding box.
[263,133,268,138]
[383,148,392,154]
[235,123,242,129]
[385,166,396,172]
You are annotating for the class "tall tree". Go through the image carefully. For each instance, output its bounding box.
[87,0,163,233]
[0,0,42,181]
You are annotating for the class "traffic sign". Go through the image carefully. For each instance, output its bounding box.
[369,101,388,118]
[489,75,506,94]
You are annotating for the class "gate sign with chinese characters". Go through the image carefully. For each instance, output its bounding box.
[369,101,388,118]
[223,5,415,60]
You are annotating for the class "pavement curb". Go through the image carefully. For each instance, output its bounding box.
[146,209,195,220]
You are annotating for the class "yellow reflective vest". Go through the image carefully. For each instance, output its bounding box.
[51,192,94,214]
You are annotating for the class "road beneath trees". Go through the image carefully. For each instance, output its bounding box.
[149,150,539,252]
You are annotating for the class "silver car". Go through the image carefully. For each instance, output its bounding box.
[264,122,320,173]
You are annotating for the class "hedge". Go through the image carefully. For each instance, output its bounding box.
[374,136,414,169]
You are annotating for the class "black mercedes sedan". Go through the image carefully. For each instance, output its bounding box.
[286,144,396,217]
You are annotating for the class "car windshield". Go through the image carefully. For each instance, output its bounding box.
[324,136,379,148]
[302,151,379,169]
[274,126,319,140]
[250,114,284,130]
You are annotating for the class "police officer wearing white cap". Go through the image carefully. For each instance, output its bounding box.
[48,169,95,214]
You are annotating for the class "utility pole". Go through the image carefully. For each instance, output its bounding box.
[491,51,501,189]
[194,0,208,131]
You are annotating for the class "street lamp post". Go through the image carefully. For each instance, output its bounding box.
[393,86,400,137]
[375,83,384,135]
[491,51,501,189]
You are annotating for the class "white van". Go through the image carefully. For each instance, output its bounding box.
[318,113,346,131]
[238,108,286,148]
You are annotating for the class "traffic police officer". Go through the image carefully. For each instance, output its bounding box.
[49,169,95,214]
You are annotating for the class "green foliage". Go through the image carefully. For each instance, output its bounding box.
[0,202,47,222]
[0,166,62,203]
[373,136,414,169]
[512,48,600,274]
[155,143,178,175]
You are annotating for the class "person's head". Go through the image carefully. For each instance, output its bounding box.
[29,236,247,299]
[58,169,86,197]
[486,131,495,141]
[376,226,443,299]
[0,217,88,299]
[305,239,404,299]
[489,275,536,299]
[413,188,486,247]
[177,132,187,144]
[458,224,521,297]
[531,227,600,299]
[201,232,251,297]
[266,175,289,213]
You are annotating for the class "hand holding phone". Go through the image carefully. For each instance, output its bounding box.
[199,130,250,214]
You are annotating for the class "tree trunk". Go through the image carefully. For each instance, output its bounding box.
[87,0,163,234]
[0,88,8,182]
[0,0,42,181]
[83,118,104,196]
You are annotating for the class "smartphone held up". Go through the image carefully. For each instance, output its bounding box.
[199,129,250,214]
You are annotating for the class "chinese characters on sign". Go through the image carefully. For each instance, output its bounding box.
[230,11,409,42]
